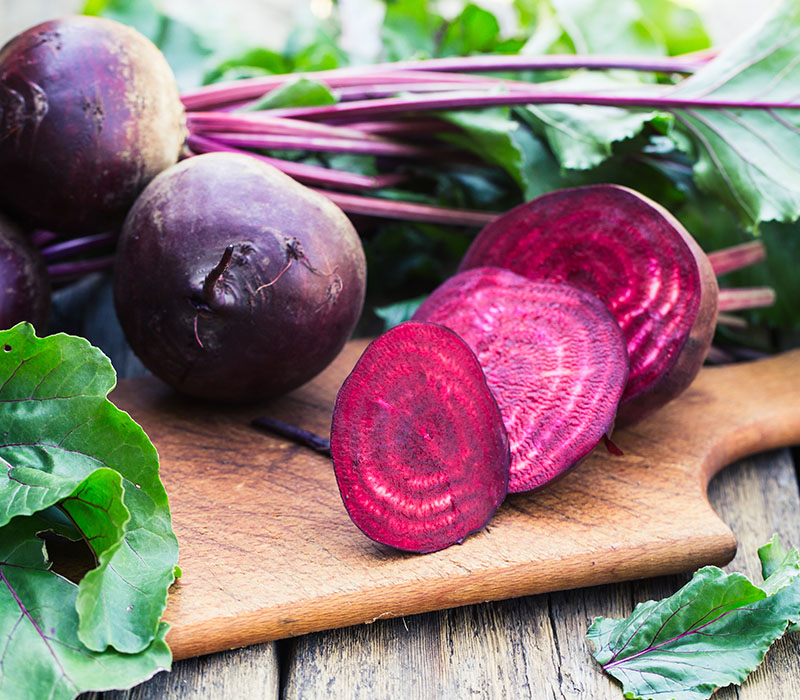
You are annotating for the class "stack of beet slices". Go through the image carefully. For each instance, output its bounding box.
[330,185,719,553]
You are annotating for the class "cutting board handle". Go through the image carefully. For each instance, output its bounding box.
[637,349,800,484]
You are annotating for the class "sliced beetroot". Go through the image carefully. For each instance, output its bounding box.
[459,185,718,425]
[413,268,628,493]
[330,321,509,553]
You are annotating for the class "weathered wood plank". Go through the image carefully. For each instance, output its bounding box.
[282,449,800,699]
[86,642,279,700]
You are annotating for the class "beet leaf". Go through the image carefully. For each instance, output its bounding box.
[588,537,800,700]
[0,513,171,700]
[668,0,800,227]
[0,323,178,655]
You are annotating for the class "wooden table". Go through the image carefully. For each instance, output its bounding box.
[82,440,800,700]
[56,278,799,700]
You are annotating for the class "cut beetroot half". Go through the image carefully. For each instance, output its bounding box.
[413,268,628,493]
[330,321,509,553]
[459,185,718,425]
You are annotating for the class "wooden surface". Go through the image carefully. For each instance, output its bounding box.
[87,447,800,699]
[103,341,800,662]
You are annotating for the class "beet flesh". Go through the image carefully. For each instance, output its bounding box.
[0,213,49,330]
[459,185,718,425]
[0,16,186,236]
[330,321,509,553]
[113,152,366,402]
[413,268,628,493]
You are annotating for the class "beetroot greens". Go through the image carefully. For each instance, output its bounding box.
[459,185,718,426]
[113,152,366,402]
[413,268,628,493]
[330,321,509,553]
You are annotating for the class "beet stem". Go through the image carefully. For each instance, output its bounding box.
[187,133,407,190]
[180,54,703,109]
[251,416,331,455]
[716,312,749,329]
[40,232,117,262]
[202,245,234,304]
[47,256,115,281]
[718,286,776,311]
[708,240,766,276]
[313,189,499,227]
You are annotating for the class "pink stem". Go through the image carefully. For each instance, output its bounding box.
[203,131,437,157]
[48,256,115,281]
[181,54,703,109]
[709,240,766,276]
[715,312,749,329]
[186,112,379,140]
[718,287,776,312]
[266,91,800,122]
[40,232,117,262]
[313,189,499,227]
[187,134,407,190]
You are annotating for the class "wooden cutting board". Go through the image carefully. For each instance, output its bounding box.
[110,343,800,661]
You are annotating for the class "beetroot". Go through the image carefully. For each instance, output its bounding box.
[0,16,186,236]
[413,268,628,493]
[0,213,49,330]
[459,185,718,425]
[331,321,509,553]
[113,152,366,402]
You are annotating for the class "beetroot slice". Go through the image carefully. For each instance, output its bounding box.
[459,185,718,425]
[413,268,628,493]
[330,321,509,553]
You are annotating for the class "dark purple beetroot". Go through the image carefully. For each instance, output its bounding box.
[0,213,49,330]
[330,321,509,553]
[0,16,186,236]
[413,268,628,493]
[459,185,718,426]
[113,152,366,402]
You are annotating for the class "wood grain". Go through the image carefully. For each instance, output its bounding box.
[281,449,800,700]
[109,344,800,661]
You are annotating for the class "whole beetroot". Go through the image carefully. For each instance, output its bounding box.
[0,213,49,330]
[0,16,186,235]
[113,152,367,402]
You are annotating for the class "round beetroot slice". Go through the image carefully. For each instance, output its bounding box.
[413,268,628,493]
[458,185,718,424]
[330,321,509,553]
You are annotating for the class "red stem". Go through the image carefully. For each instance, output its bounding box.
[708,240,766,276]
[187,134,407,190]
[314,189,499,227]
[181,54,703,109]
[718,287,776,312]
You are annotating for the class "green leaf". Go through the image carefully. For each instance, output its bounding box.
[668,0,800,227]
[0,324,178,654]
[374,296,428,331]
[0,513,171,700]
[440,108,565,199]
[438,4,501,57]
[203,48,289,84]
[633,0,711,56]
[381,0,445,60]
[520,73,670,170]
[588,540,800,700]
[245,77,338,112]
[551,0,665,56]
[760,535,800,631]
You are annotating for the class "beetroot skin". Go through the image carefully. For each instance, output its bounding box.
[0,213,49,330]
[413,268,628,493]
[330,321,509,553]
[0,16,186,235]
[114,152,366,402]
[459,185,718,425]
